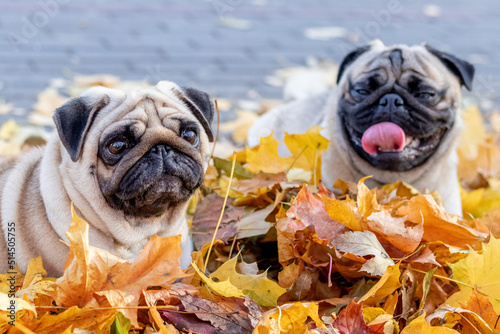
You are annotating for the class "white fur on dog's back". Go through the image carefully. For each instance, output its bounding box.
[247,92,330,151]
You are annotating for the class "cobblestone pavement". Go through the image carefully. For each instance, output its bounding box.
[1,0,499,124]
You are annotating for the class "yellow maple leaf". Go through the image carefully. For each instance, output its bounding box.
[323,196,364,231]
[359,263,402,305]
[401,315,460,333]
[236,127,329,178]
[284,126,329,181]
[193,256,286,306]
[243,133,294,174]
[253,302,326,333]
[192,261,245,299]
[446,235,500,314]
[209,256,286,306]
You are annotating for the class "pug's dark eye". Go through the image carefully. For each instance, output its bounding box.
[356,89,370,95]
[182,128,198,146]
[415,92,436,99]
[107,140,127,155]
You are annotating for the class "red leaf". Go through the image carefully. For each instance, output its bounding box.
[332,302,377,334]
[286,186,347,240]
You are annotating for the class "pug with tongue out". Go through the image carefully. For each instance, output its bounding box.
[248,41,474,215]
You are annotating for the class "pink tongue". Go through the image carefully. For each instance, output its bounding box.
[361,122,405,155]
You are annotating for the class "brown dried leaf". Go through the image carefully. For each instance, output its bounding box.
[54,208,185,326]
[175,294,261,334]
[191,194,244,249]
[427,305,494,333]
[96,234,185,325]
[276,217,298,264]
[460,290,500,330]
[53,208,124,307]
[367,210,423,253]
[396,195,487,249]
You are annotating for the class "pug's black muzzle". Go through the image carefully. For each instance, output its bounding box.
[339,85,454,171]
[106,144,203,217]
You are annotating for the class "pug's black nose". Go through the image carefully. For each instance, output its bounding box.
[151,144,171,155]
[379,94,404,107]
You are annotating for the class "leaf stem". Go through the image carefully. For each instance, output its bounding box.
[286,145,308,172]
[203,152,237,272]
[412,268,474,288]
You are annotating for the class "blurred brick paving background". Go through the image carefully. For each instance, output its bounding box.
[0,0,499,124]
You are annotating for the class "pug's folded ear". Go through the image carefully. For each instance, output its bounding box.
[425,45,475,91]
[336,45,372,84]
[175,87,215,142]
[53,89,111,162]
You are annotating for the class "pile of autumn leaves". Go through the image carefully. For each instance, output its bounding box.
[2,106,500,333]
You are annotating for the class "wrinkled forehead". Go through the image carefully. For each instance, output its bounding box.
[98,89,199,139]
[348,45,450,86]
[120,97,196,124]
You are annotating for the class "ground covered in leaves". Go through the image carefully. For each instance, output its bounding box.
[1,76,500,333]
